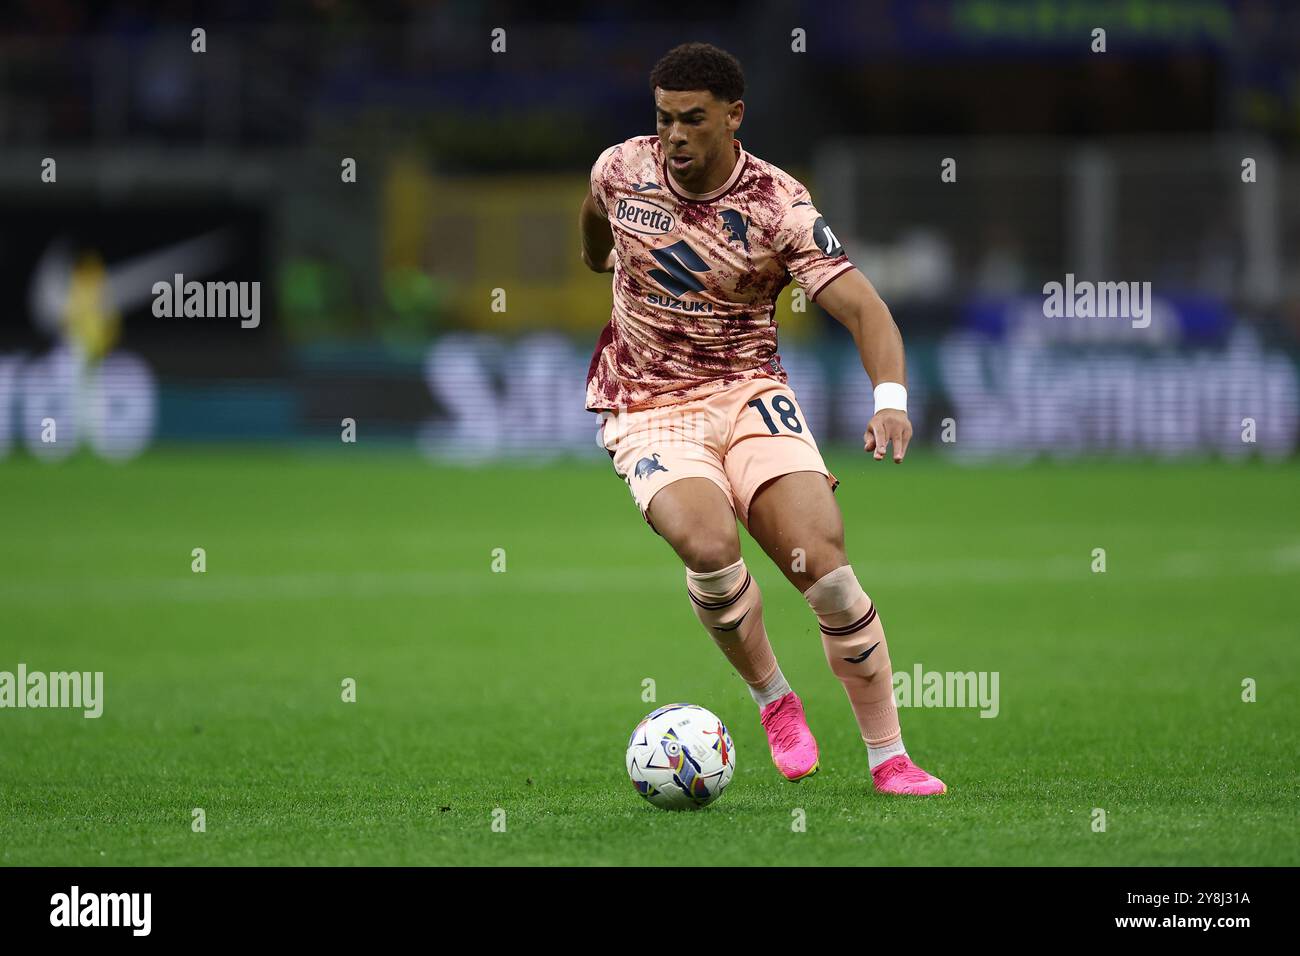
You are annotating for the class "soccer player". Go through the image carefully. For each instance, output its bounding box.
[580,42,945,795]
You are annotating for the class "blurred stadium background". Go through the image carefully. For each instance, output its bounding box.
[2,0,1298,463]
[3,1,1300,867]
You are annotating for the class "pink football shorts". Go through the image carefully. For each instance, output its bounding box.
[598,376,839,529]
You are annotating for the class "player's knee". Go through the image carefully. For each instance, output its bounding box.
[801,562,868,616]
[679,534,742,573]
[794,543,849,592]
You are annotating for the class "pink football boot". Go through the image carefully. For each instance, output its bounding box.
[759,691,820,781]
[871,754,947,795]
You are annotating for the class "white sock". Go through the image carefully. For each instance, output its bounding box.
[867,737,907,770]
[748,667,792,709]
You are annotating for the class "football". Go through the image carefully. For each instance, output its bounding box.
[625,703,736,810]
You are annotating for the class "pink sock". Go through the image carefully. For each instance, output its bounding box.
[803,565,901,749]
[687,559,782,702]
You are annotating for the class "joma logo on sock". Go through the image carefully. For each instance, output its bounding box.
[50,886,151,936]
[893,664,999,718]
[152,273,260,328]
[842,642,879,664]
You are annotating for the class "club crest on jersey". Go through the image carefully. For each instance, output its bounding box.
[719,209,750,251]
[633,453,669,480]
[613,197,675,236]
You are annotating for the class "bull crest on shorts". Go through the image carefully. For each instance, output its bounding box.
[633,453,669,480]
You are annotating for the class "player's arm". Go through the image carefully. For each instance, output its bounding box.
[815,268,912,463]
[579,187,615,273]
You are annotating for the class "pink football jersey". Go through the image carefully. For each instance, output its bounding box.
[585,135,854,411]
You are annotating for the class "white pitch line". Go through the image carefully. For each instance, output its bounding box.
[0,545,1296,608]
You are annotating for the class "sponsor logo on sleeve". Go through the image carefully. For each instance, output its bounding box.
[812,216,843,257]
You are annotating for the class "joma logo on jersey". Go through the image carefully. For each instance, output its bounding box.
[613,197,675,235]
[646,294,713,313]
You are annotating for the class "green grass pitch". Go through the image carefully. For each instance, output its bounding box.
[1,448,1297,866]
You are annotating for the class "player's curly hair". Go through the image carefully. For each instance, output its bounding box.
[649,42,745,103]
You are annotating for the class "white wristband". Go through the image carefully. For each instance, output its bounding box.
[873,382,907,414]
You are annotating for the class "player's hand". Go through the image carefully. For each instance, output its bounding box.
[864,409,911,463]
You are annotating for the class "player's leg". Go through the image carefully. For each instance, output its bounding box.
[648,478,789,705]
[601,403,817,781]
[643,477,817,780]
[723,380,944,794]
[744,472,946,794]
